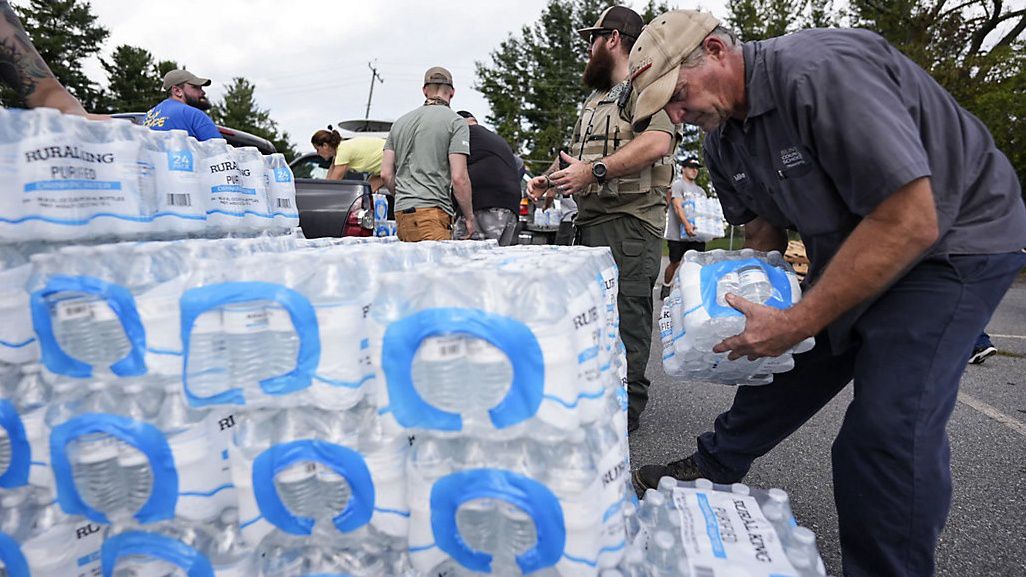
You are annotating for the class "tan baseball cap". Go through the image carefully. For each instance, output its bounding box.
[162,69,212,91]
[423,66,454,87]
[627,10,720,131]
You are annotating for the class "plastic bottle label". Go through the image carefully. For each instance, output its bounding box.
[223,307,269,335]
[17,136,144,224]
[56,300,94,321]
[419,335,465,361]
[670,486,799,576]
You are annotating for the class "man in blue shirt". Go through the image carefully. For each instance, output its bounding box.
[144,69,221,141]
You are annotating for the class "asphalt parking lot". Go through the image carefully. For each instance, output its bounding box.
[629,265,1026,577]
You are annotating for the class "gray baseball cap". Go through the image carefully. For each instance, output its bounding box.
[162,69,212,91]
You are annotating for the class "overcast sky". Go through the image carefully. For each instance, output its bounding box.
[76,1,728,155]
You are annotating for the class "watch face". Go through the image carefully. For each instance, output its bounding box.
[593,162,607,179]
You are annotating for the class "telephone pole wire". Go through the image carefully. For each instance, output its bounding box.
[365,61,384,119]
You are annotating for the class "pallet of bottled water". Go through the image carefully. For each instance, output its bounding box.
[661,249,814,386]
[0,106,298,243]
[681,197,725,242]
[0,237,638,577]
[620,478,829,577]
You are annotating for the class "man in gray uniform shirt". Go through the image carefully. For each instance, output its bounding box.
[628,10,1026,577]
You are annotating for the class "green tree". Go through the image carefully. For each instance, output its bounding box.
[475,0,672,170]
[849,0,1026,183]
[726,0,835,41]
[99,45,162,113]
[8,0,108,109]
[210,77,297,160]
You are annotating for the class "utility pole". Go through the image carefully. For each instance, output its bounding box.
[365,61,384,119]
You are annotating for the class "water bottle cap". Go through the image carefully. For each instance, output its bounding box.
[657,476,677,492]
[730,482,750,495]
[792,526,816,544]
[644,489,665,506]
[768,487,789,503]
[694,478,714,490]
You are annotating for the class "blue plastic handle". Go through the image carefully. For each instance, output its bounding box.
[381,308,544,431]
[29,275,147,378]
[252,440,374,536]
[430,468,565,574]
[50,414,177,525]
[179,281,320,407]
[0,400,30,488]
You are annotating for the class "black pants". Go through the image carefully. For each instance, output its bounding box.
[691,252,1026,577]
[578,216,662,420]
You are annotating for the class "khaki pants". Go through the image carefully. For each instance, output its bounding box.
[396,207,452,242]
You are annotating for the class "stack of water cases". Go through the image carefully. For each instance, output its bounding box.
[368,245,633,577]
[0,106,298,242]
[660,249,814,385]
[680,197,725,242]
[618,478,829,577]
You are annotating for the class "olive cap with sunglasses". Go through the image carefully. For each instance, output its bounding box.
[576,5,644,41]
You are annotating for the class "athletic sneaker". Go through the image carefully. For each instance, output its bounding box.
[633,455,704,492]
[968,345,998,365]
[659,283,672,300]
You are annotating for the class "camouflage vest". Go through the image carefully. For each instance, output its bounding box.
[569,81,674,197]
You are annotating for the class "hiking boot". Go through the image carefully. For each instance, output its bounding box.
[659,284,672,300]
[633,455,705,493]
[968,345,997,365]
[628,414,640,433]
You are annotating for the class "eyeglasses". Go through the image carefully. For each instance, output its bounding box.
[589,30,614,44]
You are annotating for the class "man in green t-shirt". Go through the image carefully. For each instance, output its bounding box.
[381,66,476,241]
[527,6,677,433]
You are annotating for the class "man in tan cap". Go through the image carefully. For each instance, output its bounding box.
[143,69,220,141]
[381,66,475,241]
[628,10,1026,577]
[527,6,676,434]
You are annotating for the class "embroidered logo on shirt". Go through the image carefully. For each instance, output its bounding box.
[733,172,748,183]
[779,146,806,169]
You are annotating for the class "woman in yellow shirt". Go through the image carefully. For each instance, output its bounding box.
[310,128,386,191]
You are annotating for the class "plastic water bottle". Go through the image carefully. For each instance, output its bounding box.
[785,526,826,576]
[198,138,244,233]
[737,263,773,304]
[499,500,538,560]
[647,531,686,577]
[206,508,254,577]
[223,301,269,396]
[275,460,322,519]
[70,430,123,516]
[147,128,205,236]
[762,487,794,542]
[265,153,298,231]
[455,497,499,554]
[235,146,272,230]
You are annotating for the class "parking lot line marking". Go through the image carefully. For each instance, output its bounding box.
[957,392,1026,438]
[990,333,1026,340]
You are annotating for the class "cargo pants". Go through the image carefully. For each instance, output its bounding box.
[689,251,1026,577]
[578,215,662,423]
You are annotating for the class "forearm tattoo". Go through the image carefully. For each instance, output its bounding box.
[0,0,54,100]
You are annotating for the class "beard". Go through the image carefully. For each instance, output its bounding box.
[583,43,615,91]
[185,93,211,111]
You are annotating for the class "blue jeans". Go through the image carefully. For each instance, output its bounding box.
[691,251,1026,577]
[974,331,993,350]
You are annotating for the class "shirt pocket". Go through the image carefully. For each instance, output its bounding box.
[767,147,852,236]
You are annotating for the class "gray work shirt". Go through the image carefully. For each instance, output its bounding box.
[704,29,1026,348]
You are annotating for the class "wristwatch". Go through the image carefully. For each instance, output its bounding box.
[592,160,608,184]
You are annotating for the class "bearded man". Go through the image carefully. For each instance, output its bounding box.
[144,69,221,141]
[527,5,677,433]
